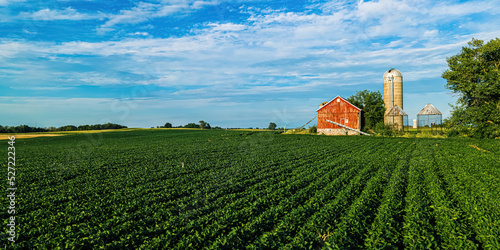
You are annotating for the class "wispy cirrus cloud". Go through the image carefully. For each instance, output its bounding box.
[97,0,218,33]
[19,7,106,21]
[0,0,25,7]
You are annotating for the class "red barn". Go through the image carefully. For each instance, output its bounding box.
[317,96,362,135]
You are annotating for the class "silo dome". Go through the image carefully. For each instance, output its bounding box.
[383,68,403,78]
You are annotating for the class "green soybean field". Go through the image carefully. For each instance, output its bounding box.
[1,129,499,249]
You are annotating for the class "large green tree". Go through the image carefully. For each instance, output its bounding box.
[347,90,385,131]
[268,122,277,130]
[199,120,211,129]
[442,38,500,138]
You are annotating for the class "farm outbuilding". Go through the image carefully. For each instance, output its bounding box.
[417,103,442,127]
[386,105,408,130]
[317,96,362,135]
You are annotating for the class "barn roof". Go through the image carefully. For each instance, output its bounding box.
[386,105,408,116]
[317,95,362,112]
[417,103,442,115]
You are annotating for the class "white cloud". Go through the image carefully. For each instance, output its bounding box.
[23,29,37,35]
[356,0,414,21]
[429,0,500,17]
[130,32,150,36]
[0,0,24,7]
[98,2,159,32]
[351,0,500,40]
[10,86,74,91]
[423,29,438,38]
[97,0,219,33]
[20,7,105,21]
[0,40,33,57]
[208,22,247,31]
[73,73,122,85]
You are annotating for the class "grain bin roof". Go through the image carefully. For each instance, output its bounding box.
[383,68,402,78]
[417,103,442,115]
[386,105,408,116]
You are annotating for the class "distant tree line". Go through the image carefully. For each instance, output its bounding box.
[0,123,127,133]
[159,121,222,129]
[158,121,287,130]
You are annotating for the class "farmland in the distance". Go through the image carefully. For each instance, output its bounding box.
[1,129,499,249]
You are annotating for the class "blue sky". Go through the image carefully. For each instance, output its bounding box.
[1,0,499,128]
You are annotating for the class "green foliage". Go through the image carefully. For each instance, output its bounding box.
[442,38,500,138]
[164,122,172,128]
[199,120,206,129]
[198,120,211,129]
[308,125,317,133]
[373,122,394,136]
[2,130,500,249]
[268,122,277,130]
[446,128,460,137]
[347,90,385,131]
[183,123,199,128]
[0,123,127,133]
